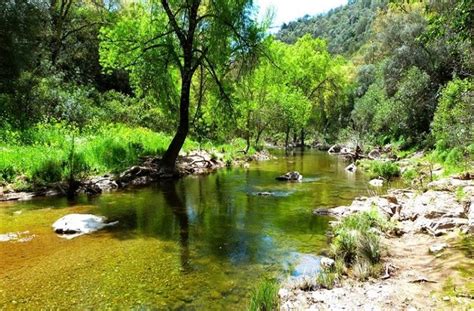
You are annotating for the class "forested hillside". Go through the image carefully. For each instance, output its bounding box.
[279,0,473,158]
[0,0,472,190]
[277,0,389,55]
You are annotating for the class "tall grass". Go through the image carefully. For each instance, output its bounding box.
[0,123,196,187]
[248,279,279,311]
[326,209,390,284]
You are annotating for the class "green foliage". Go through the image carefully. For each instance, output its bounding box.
[432,78,474,150]
[248,279,279,311]
[277,0,389,55]
[356,232,381,264]
[330,209,388,277]
[31,159,64,184]
[402,169,417,183]
[367,161,401,180]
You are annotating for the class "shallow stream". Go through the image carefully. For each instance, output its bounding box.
[0,150,377,309]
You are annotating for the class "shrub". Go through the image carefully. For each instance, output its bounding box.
[432,78,473,149]
[248,279,279,311]
[402,169,417,183]
[353,259,371,281]
[32,158,64,184]
[331,228,358,265]
[316,271,336,289]
[356,232,381,264]
[367,160,401,180]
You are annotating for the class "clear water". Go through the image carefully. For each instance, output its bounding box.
[0,150,375,309]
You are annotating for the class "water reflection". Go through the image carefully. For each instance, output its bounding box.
[161,180,190,272]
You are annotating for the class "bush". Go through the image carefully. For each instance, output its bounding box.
[32,158,64,184]
[432,78,473,149]
[367,161,400,180]
[356,232,381,264]
[248,279,279,311]
[329,209,388,281]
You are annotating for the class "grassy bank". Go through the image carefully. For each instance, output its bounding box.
[0,122,255,191]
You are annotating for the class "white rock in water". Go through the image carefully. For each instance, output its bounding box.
[320,257,335,269]
[52,214,118,239]
[369,179,384,187]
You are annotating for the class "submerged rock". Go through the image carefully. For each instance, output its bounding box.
[276,171,303,181]
[368,149,382,160]
[256,191,273,196]
[369,178,384,187]
[52,214,118,239]
[0,231,35,243]
[291,254,322,278]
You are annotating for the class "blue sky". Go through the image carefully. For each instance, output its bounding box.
[254,0,348,29]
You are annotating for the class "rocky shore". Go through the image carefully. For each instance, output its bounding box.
[0,150,273,202]
[281,175,474,310]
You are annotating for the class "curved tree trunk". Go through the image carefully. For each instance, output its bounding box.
[159,73,192,174]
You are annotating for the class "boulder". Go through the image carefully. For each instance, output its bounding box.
[52,214,118,239]
[276,171,303,181]
[368,149,382,160]
[369,178,384,187]
[345,163,357,173]
[320,257,335,269]
[291,254,322,278]
[256,191,273,196]
[429,243,447,254]
[340,147,353,154]
[328,144,341,154]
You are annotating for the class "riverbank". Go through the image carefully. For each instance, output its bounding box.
[281,175,474,310]
[0,149,273,202]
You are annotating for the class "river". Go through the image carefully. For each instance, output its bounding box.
[0,150,375,309]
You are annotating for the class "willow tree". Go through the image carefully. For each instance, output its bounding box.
[100,0,260,174]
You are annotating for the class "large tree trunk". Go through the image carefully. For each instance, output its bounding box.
[300,128,305,149]
[285,126,290,150]
[160,73,192,174]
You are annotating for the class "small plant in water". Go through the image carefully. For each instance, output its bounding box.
[248,279,280,311]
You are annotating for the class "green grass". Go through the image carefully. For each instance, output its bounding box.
[0,122,256,189]
[248,279,279,311]
[328,209,389,281]
[0,123,198,187]
[366,160,401,180]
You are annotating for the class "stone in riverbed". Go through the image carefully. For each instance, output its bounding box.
[328,144,341,154]
[429,243,447,254]
[0,231,35,243]
[369,178,384,187]
[320,257,335,269]
[276,171,303,181]
[345,163,357,173]
[52,214,118,239]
